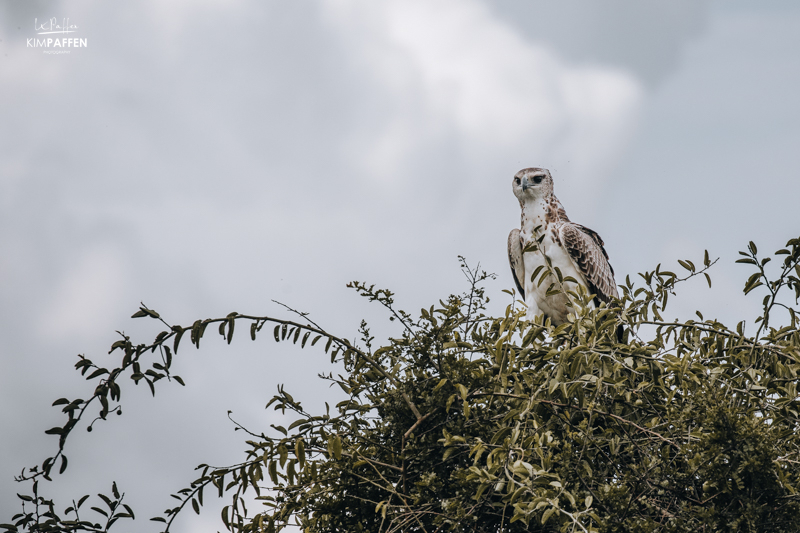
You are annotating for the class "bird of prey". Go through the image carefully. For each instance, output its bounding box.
[508,167,618,325]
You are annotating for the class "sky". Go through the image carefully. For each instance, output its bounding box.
[1,1,799,530]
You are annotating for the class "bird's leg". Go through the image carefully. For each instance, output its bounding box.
[524,297,544,323]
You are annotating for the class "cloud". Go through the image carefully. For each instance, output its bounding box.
[487,0,710,87]
[322,0,643,199]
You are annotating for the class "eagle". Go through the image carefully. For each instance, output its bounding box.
[508,167,618,326]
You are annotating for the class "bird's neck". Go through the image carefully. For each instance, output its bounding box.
[520,193,569,234]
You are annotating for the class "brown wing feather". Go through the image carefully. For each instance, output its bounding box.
[507,229,525,300]
[560,223,618,304]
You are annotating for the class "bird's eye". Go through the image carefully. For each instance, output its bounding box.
[514,178,521,185]
[533,175,543,184]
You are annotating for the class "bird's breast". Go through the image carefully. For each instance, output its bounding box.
[519,223,587,326]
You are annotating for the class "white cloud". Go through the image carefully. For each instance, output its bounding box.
[322,0,643,192]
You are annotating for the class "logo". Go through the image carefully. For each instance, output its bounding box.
[27,18,88,54]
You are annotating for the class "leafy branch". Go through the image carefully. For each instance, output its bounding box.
[7,238,800,533]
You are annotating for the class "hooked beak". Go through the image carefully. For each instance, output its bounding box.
[521,177,529,191]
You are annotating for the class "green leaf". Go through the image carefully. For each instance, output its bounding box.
[446,394,456,413]
[227,318,235,344]
[86,368,109,380]
[295,438,306,466]
[268,460,278,484]
[744,272,764,295]
[123,504,135,520]
[173,328,184,353]
[442,447,457,461]
[456,383,469,401]
[529,265,545,284]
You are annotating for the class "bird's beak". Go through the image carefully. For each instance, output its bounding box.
[521,177,529,191]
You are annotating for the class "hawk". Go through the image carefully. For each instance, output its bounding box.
[508,168,618,326]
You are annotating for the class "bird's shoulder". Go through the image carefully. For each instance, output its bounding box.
[557,222,610,262]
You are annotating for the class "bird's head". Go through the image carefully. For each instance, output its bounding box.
[512,168,553,202]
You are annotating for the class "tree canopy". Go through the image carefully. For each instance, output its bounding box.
[5,237,800,533]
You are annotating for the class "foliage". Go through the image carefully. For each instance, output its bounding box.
[5,238,800,533]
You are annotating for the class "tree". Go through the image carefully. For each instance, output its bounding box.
[4,237,800,533]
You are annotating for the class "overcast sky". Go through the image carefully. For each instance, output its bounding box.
[2,1,799,530]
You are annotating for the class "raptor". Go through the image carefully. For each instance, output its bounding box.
[508,168,618,325]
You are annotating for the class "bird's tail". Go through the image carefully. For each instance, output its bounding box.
[616,324,625,344]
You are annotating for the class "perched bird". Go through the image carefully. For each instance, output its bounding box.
[508,168,618,325]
